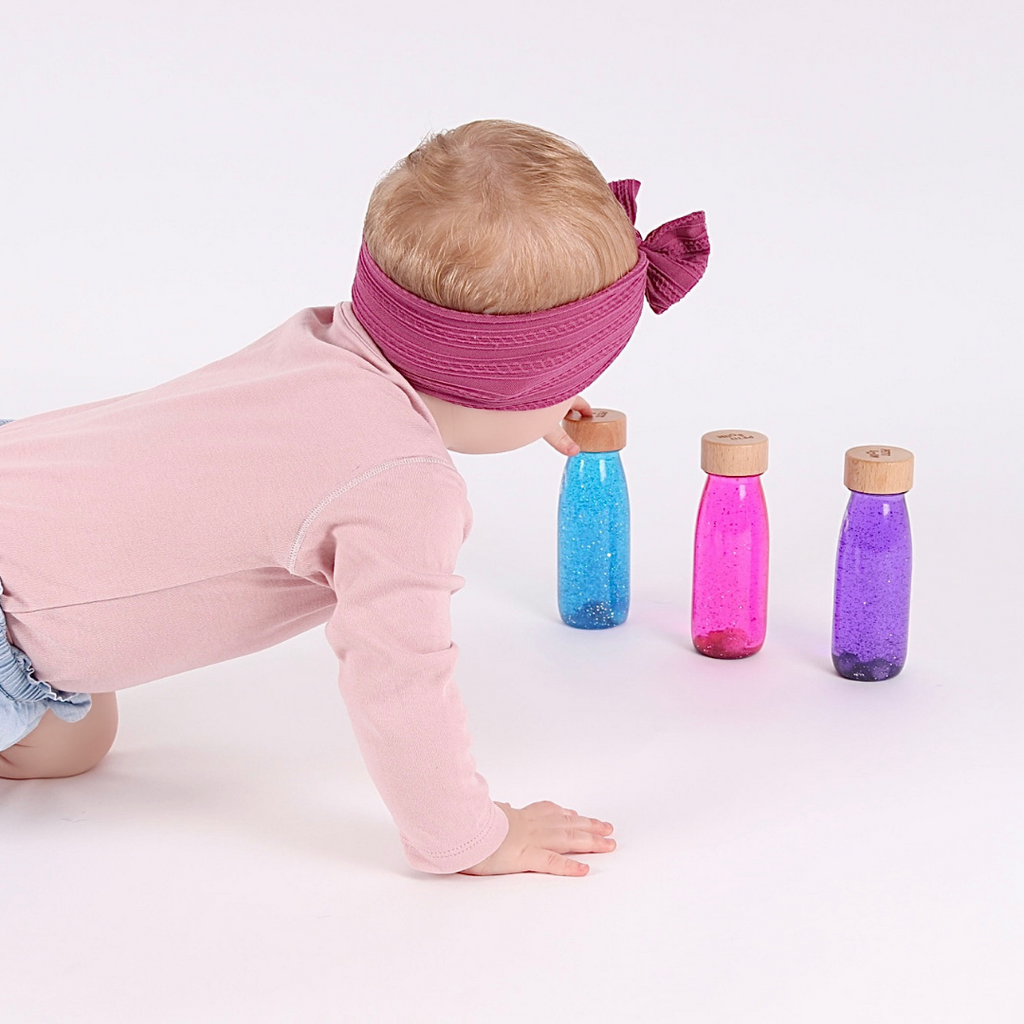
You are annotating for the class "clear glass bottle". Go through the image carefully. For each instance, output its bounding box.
[558,409,629,629]
[691,430,769,659]
[832,446,914,681]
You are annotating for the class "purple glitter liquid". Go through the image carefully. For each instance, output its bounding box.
[832,491,912,681]
[691,474,769,659]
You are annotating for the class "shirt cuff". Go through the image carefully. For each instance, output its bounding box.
[401,800,510,874]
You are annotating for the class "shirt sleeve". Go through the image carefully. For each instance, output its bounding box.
[291,457,508,873]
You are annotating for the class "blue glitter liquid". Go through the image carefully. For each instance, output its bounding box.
[557,450,630,629]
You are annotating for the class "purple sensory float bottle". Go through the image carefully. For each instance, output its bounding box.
[832,446,914,681]
[558,409,630,629]
[691,430,769,659]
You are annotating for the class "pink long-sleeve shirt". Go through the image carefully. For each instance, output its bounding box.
[0,302,509,873]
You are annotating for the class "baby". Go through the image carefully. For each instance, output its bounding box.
[0,120,708,876]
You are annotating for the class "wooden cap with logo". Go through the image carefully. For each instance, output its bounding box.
[700,429,769,476]
[562,408,627,453]
[844,445,914,494]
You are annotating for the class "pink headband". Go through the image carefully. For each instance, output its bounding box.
[351,179,709,411]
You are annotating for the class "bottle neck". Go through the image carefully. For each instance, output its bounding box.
[847,489,908,508]
[704,472,764,491]
[572,449,624,461]
[842,490,911,545]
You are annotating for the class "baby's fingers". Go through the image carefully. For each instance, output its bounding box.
[543,424,580,456]
[543,395,593,456]
[565,395,594,420]
[525,848,590,877]
[563,813,614,837]
[546,827,617,856]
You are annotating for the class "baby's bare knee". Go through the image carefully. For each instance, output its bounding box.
[0,692,118,780]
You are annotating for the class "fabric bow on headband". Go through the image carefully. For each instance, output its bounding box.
[609,179,710,315]
[350,179,710,411]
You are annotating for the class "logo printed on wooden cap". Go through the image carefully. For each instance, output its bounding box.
[700,429,769,476]
[562,408,627,452]
[844,445,914,494]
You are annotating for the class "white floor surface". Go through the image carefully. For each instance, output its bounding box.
[4,436,1022,1021]
[3,2,1022,1020]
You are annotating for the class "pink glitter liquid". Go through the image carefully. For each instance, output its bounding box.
[691,474,769,659]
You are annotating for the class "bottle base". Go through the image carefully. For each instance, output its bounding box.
[832,651,904,681]
[560,600,627,630]
[693,629,763,660]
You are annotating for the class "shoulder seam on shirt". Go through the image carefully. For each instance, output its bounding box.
[286,456,459,574]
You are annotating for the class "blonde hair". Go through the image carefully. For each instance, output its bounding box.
[362,120,638,315]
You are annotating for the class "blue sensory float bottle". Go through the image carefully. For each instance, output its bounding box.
[832,445,914,681]
[557,409,630,629]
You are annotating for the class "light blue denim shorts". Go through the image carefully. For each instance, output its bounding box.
[1,417,92,751]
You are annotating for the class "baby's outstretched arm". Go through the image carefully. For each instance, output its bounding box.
[294,444,617,876]
[294,459,530,873]
[461,800,616,877]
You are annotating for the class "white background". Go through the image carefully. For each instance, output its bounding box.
[2,2,1022,1021]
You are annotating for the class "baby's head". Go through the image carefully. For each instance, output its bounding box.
[355,120,709,454]
[364,120,638,316]
[360,120,639,454]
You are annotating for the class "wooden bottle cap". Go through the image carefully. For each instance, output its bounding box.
[562,408,627,452]
[700,430,768,476]
[844,445,914,494]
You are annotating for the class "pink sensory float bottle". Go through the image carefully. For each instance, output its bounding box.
[691,430,769,659]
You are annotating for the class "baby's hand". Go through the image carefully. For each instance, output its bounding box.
[543,395,593,456]
[461,800,616,877]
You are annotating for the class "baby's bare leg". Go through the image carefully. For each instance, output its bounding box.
[0,692,118,780]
